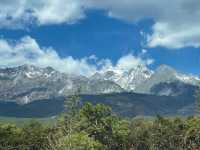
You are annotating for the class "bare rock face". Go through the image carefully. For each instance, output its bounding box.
[0,64,199,104]
[91,65,153,91]
[135,65,200,96]
[0,65,123,104]
[91,64,199,96]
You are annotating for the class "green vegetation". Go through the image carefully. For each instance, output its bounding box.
[0,116,57,127]
[1,95,200,149]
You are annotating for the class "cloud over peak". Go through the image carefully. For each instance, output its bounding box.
[0,36,153,76]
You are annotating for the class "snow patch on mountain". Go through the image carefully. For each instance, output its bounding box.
[91,65,153,91]
[0,64,199,104]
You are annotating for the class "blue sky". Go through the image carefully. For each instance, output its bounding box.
[0,1,200,76]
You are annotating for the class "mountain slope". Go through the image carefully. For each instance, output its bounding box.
[91,65,153,91]
[0,92,195,118]
[135,65,199,96]
[0,64,199,104]
[91,64,199,96]
[0,65,123,104]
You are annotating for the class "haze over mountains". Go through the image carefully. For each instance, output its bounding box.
[0,64,199,105]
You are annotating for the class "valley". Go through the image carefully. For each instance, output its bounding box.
[0,92,196,118]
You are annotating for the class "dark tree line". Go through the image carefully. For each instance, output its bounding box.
[196,87,200,114]
[1,91,200,150]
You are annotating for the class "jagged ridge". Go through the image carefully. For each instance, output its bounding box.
[0,64,199,104]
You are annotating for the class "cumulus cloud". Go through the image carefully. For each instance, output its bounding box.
[0,36,97,76]
[85,0,200,48]
[0,0,85,28]
[1,0,200,48]
[0,36,153,76]
[116,54,153,70]
[147,22,200,49]
[33,0,85,25]
[97,53,154,73]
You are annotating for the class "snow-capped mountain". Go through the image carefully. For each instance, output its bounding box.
[91,64,199,96]
[91,65,153,91]
[135,65,199,96]
[0,65,123,104]
[0,64,199,104]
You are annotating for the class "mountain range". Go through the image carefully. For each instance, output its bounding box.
[0,64,199,105]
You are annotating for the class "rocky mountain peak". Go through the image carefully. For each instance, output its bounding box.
[0,65,123,104]
[0,64,199,104]
[17,64,38,70]
[155,64,177,74]
[89,65,153,91]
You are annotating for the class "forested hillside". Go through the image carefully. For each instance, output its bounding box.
[0,92,196,118]
[1,95,200,150]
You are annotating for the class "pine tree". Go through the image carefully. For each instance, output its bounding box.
[64,94,80,117]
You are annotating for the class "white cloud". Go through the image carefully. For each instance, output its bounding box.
[33,0,85,25]
[116,54,152,71]
[88,55,98,61]
[0,36,96,76]
[1,0,200,48]
[0,36,154,76]
[85,0,200,48]
[147,22,200,48]
[141,49,147,54]
[0,0,85,28]
[98,53,154,73]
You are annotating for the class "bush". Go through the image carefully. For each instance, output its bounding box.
[2,100,200,150]
[56,132,103,150]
